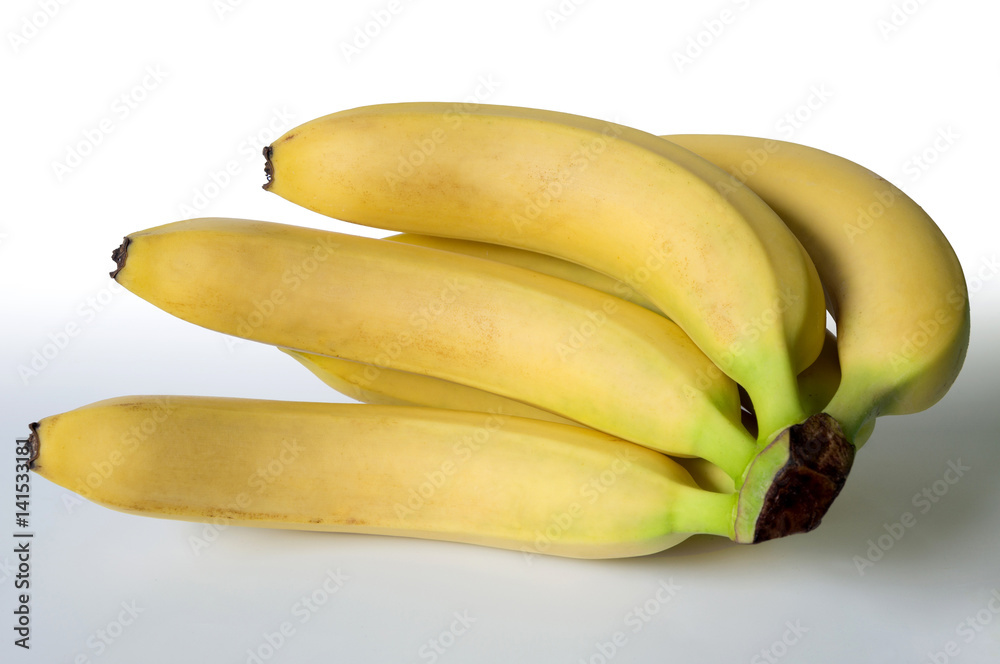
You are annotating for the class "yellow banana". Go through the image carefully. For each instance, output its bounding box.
[797,329,841,416]
[27,396,739,558]
[283,334,841,495]
[386,233,661,314]
[281,350,735,494]
[292,239,841,424]
[111,217,755,481]
[282,262,842,495]
[261,103,828,444]
[665,135,969,444]
[282,349,578,425]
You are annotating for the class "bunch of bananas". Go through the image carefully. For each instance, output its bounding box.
[28,103,970,559]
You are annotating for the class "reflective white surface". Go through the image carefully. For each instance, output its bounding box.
[3,0,999,661]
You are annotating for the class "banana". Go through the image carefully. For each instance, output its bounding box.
[27,396,740,558]
[111,217,757,481]
[282,350,736,494]
[386,234,661,314]
[282,349,578,425]
[283,334,841,494]
[261,103,828,444]
[282,264,841,496]
[797,329,841,416]
[301,237,841,422]
[665,135,970,444]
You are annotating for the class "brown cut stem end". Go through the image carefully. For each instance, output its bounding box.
[110,236,130,279]
[752,413,855,543]
[262,145,274,190]
[26,422,41,469]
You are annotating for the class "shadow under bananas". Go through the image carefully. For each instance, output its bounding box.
[602,339,1000,577]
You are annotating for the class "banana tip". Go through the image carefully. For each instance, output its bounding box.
[26,422,41,468]
[262,145,273,191]
[110,236,130,280]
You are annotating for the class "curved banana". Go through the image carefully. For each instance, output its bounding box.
[284,334,842,495]
[283,276,842,496]
[262,103,828,444]
[111,217,756,481]
[665,135,970,444]
[27,396,739,558]
[797,329,841,416]
[282,349,735,494]
[282,349,578,425]
[386,234,661,314]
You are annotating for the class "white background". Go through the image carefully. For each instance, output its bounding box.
[3,0,1000,662]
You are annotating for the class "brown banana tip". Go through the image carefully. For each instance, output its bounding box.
[27,422,40,468]
[752,413,855,543]
[262,145,273,190]
[110,236,130,279]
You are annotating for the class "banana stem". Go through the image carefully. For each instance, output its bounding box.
[670,487,739,540]
[822,388,874,448]
[694,415,759,482]
[734,413,854,543]
[751,379,809,448]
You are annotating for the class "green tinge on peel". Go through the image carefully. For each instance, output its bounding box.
[735,413,855,544]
